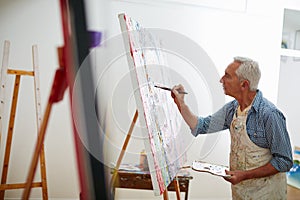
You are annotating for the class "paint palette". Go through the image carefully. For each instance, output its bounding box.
[192,161,231,177]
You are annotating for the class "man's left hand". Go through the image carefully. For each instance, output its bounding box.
[223,170,247,185]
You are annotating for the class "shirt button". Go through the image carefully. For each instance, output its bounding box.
[254,132,257,137]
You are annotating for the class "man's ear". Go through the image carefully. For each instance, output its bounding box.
[242,80,249,89]
[242,81,246,88]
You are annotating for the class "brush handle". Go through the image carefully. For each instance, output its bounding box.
[154,85,188,94]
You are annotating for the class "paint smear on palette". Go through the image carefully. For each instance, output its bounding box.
[119,13,187,195]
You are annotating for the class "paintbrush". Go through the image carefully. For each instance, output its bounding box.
[154,85,188,94]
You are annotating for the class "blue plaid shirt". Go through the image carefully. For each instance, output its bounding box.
[192,90,293,172]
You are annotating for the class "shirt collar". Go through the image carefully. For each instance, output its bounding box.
[251,90,262,113]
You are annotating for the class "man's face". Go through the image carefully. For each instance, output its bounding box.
[220,61,242,98]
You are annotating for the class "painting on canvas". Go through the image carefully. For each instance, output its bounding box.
[119,13,187,195]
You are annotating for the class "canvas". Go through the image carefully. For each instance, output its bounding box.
[119,13,187,195]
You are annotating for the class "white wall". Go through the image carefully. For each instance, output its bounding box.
[278,56,300,150]
[0,0,300,199]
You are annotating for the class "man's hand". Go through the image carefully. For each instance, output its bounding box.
[223,163,279,185]
[171,84,186,112]
[224,170,247,185]
[171,84,198,131]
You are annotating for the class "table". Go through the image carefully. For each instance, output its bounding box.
[287,185,300,200]
[112,170,193,200]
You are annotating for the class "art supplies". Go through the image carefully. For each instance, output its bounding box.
[192,161,231,178]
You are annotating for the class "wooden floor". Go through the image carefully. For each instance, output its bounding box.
[287,185,300,200]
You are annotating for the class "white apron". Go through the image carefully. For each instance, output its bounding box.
[230,105,286,200]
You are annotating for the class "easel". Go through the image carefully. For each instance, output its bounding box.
[110,110,182,200]
[0,40,48,199]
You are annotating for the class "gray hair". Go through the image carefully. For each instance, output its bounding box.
[234,56,261,91]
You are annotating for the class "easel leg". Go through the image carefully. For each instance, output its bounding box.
[163,177,181,200]
[0,75,21,199]
[110,110,138,193]
[174,177,181,200]
[39,146,48,200]
[115,109,138,170]
[163,189,169,200]
[22,102,53,200]
[184,179,189,200]
[0,40,10,147]
[33,44,48,200]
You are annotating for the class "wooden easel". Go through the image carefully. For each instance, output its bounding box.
[0,40,48,199]
[110,110,182,200]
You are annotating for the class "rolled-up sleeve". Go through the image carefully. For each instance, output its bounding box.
[191,116,211,136]
[265,110,293,172]
[191,102,234,137]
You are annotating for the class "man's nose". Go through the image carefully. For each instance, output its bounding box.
[220,76,224,83]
